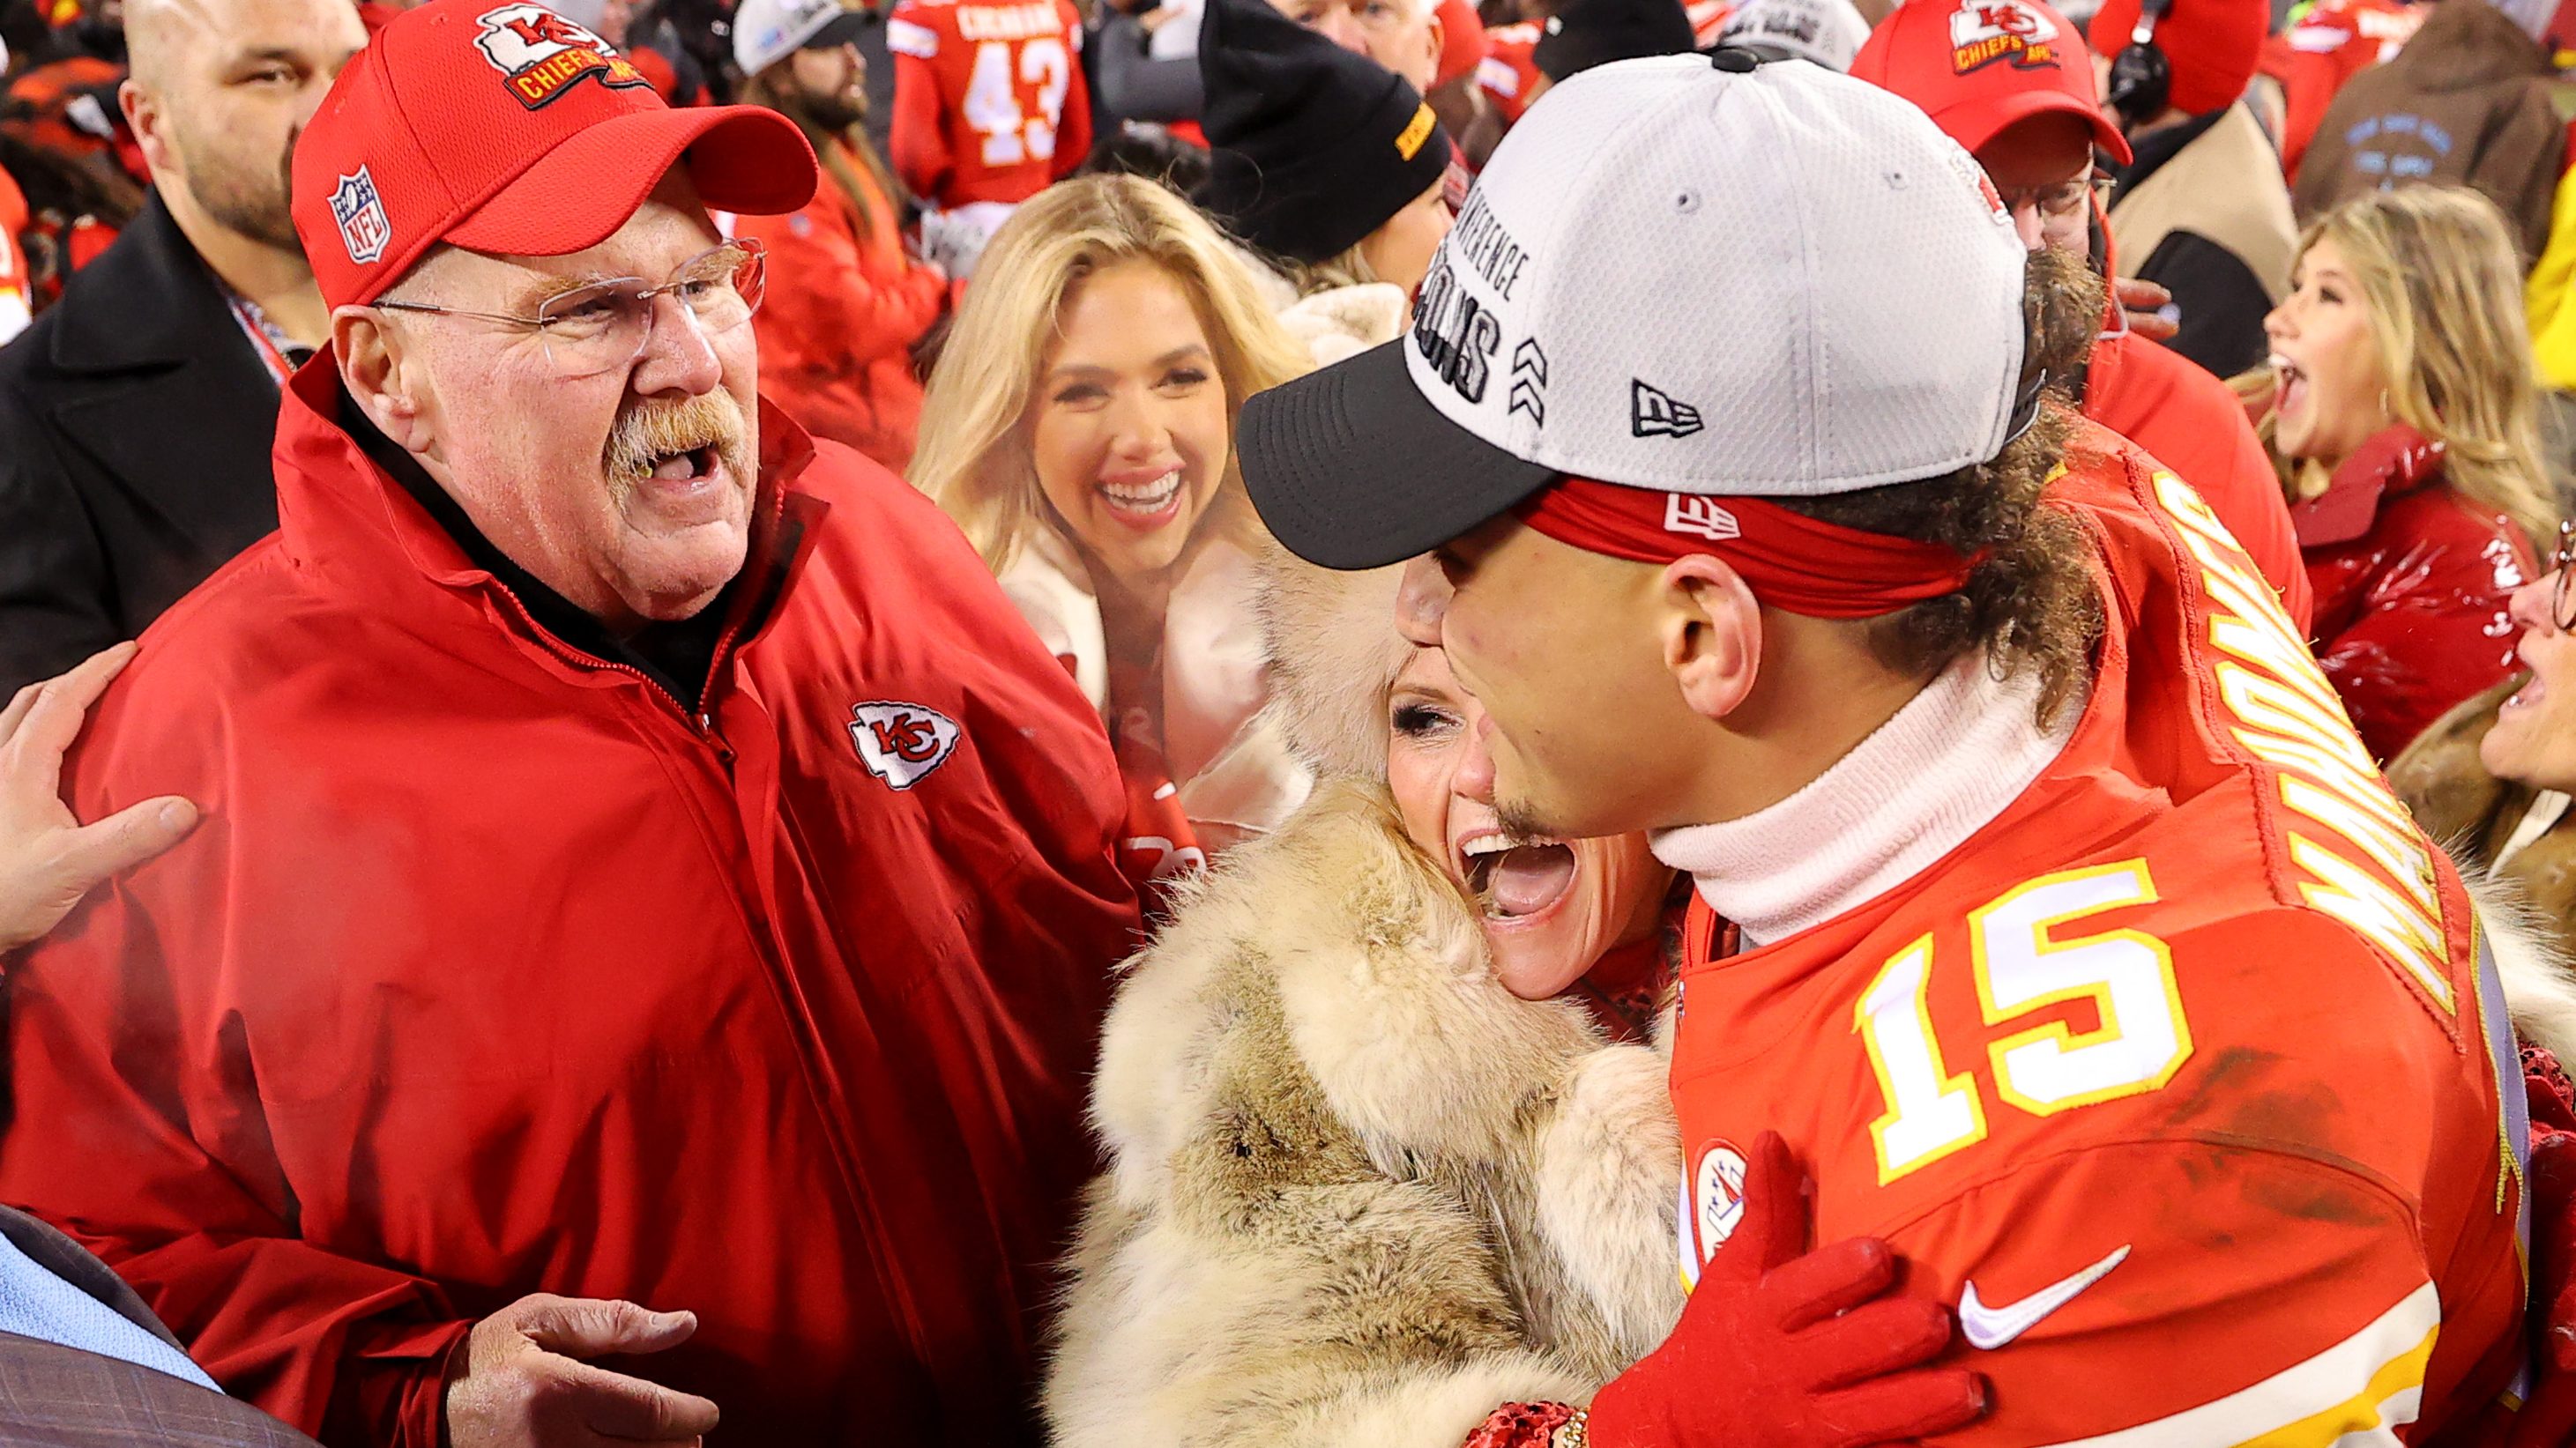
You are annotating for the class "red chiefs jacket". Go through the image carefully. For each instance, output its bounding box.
[0,362,1142,1445]
[736,137,949,472]
[2297,426,2538,762]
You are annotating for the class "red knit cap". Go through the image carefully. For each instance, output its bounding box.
[2086,0,2266,116]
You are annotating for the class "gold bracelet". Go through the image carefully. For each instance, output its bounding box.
[1551,1408,1589,1448]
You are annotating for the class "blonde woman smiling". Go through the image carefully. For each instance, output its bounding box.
[912,175,1314,872]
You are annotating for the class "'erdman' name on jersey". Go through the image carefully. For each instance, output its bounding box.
[1669,420,2527,1447]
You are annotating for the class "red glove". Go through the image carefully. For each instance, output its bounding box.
[1585,1132,1986,1448]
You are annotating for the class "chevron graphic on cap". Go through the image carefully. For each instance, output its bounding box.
[1632,378,1703,439]
[1509,338,1548,427]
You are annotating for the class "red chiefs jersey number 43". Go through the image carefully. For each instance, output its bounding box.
[888,0,1089,210]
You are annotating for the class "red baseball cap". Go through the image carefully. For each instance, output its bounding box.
[291,0,817,310]
[1850,0,2131,166]
[2086,0,2265,118]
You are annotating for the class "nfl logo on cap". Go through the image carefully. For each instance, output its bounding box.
[329,166,390,265]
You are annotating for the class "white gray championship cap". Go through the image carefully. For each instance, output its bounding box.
[1237,49,2033,570]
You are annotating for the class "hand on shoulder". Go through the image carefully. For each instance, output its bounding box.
[0,642,197,953]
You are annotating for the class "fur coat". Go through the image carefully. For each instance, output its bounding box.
[1045,781,1685,1448]
[2390,676,2576,1059]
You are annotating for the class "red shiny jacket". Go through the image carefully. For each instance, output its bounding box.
[735,139,949,473]
[2297,426,2538,761]
[0,362,1142,1445]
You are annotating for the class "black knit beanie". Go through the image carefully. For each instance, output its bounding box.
[1532,0,1696,80]
[1194,0,1451,264]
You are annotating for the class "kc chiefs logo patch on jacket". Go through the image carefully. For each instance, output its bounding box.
[473,3,648,108]
[847,702,962,790]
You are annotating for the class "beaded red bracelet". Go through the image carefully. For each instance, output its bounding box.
[1464,1400,1582,1448]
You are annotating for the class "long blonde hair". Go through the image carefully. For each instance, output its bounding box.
[2292,187,2558,546]
[911,175,1313,573]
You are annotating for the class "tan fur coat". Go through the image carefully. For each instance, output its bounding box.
[1045,782,1685,1448]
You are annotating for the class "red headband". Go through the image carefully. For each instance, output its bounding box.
[1513,478,1982,620]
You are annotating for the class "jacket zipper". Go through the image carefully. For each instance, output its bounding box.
[479,583,727,749]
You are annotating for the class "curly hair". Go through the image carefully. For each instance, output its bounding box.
[1768,247,2108,726]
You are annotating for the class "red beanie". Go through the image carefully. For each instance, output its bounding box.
[2086,0,2266,117]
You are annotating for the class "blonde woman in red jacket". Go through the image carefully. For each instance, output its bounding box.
[2260,186,2556,762]
[734,0,952,472]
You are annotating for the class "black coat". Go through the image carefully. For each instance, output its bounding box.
[0,1206,323,1447]
[0,189,286,696]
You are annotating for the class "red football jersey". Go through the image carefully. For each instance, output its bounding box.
[887,0,1091,210]
[1477,19,1544,123]
[1668,424,2528,1444]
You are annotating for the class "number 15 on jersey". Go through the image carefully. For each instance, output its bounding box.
[1856,860,2195,1184]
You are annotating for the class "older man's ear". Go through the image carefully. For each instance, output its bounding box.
[334,308,431,453]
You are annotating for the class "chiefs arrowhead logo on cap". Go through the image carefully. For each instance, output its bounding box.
[473,3,649,108]
[1947,0,2059,71]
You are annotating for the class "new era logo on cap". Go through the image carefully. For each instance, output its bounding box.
[473,3,648,108]
[329,167,390,264]
[1632,379,1703,439]
[1664,494,1738,541]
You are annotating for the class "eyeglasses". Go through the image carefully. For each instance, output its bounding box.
[2551,518,2576,631]
[375,239,767,380]
[1992,174,2114,223]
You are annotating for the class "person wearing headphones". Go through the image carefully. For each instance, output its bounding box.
[2087,0,2297,380]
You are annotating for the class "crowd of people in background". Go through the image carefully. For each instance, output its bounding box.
[9,0,2576,1435]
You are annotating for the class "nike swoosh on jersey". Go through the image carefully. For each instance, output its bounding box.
[1959,1244,2132,1350]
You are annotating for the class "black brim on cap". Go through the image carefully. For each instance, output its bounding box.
[1240,338,1559,571]
[802,11,872,48]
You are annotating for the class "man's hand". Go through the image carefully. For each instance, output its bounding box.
[2114,278,2178,343]
[0,642,197,953]
[1584,1132,1986,1448]
[446,1295,720,1448]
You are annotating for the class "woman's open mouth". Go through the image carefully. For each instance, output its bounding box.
[2506,657,2548,714]
[1460,832,1578,924]
[1098,470,1185,531]
[2270,353,2310,420]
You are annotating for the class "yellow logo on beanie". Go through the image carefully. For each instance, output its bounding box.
[1396,103,1436,161]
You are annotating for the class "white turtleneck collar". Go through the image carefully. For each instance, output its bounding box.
[1649,654,2085,949]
